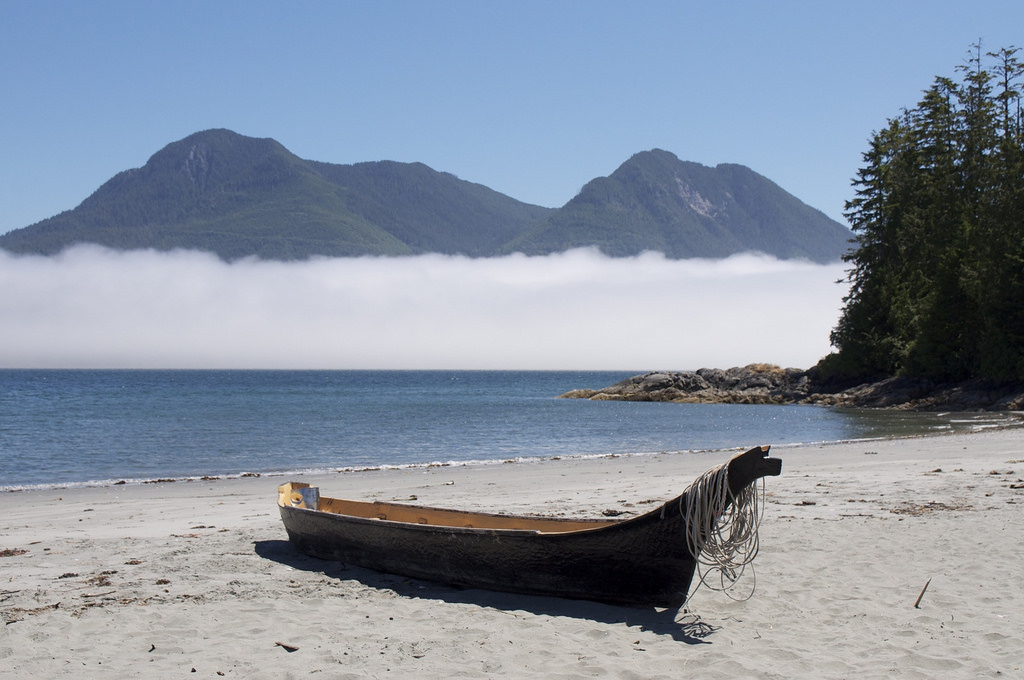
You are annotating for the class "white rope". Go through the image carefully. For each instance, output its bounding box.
[680,460,766,607]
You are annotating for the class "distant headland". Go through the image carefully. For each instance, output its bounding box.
[559,365,1024,411]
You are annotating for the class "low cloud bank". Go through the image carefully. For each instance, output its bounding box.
[0,246,848,370]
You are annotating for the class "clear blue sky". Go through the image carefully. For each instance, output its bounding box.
[3,0,1022,236]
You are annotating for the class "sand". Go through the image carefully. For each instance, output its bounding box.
[2,428,1023,679]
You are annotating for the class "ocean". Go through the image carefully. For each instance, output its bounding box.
[1,369,1017,490]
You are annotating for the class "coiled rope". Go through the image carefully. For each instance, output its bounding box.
[680,460,766,606]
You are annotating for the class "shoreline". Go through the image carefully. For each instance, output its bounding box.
[5,414,1023,494]
[2,427,1023,677]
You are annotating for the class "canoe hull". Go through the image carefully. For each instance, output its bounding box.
[278,445,780,608]
[280,498,697,607]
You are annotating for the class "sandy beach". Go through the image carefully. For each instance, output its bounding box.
[2,428,1023,678]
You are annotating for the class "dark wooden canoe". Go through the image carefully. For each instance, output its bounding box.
[278,445,781,608]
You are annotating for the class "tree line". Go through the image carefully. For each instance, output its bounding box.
[824,44,1024,382]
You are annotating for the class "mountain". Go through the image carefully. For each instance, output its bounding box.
[0,130,851,262]
[0,129,551,260]
[503,149,851,262]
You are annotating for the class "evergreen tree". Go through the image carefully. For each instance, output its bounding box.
[829,120,912,377]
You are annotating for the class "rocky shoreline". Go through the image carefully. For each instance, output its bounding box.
[559,364,1024,411]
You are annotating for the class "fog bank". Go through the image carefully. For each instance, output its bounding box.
[0,246,848,370]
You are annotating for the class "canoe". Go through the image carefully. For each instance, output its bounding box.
[277,445,781,608]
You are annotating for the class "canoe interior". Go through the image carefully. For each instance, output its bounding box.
[279,482,618,534]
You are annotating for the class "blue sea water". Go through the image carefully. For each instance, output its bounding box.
[0,369,1017,490]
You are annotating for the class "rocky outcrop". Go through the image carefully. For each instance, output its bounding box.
[809,377,1024,410]
[559,365,1024,411]
[559,364,809,405]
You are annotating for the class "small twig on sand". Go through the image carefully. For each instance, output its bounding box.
[914,578,932,608]
[81,590,117,598]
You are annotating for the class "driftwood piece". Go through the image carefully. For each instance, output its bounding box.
[914,578,932,608]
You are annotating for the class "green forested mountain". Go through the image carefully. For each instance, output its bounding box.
[504,149,851,263]
[0,129,850,262]
[0,129,550,260]
[1,130,399,259]
[824,45,1024,382]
